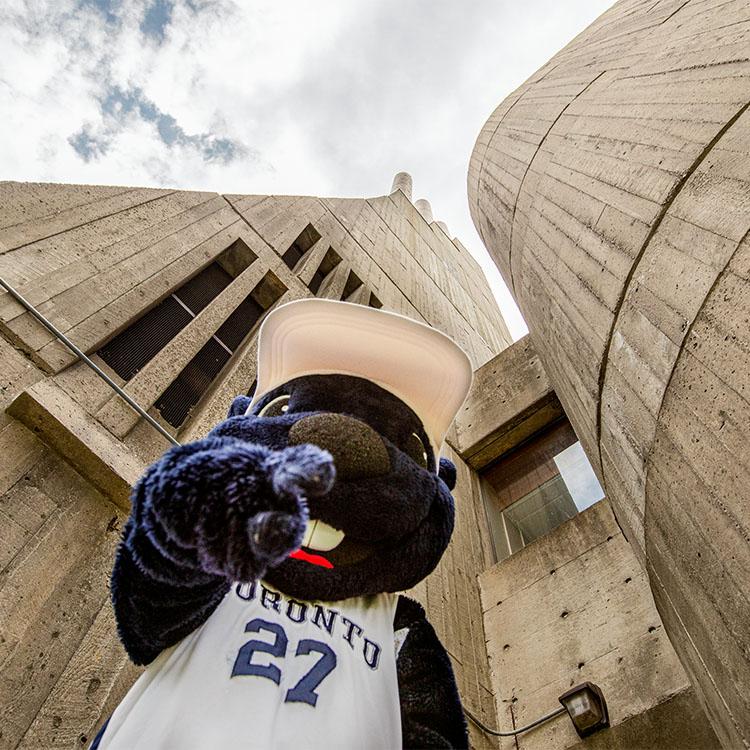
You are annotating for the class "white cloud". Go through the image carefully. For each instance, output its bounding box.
[0,0,615,340]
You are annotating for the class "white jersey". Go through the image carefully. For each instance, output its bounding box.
[98,582,403,750]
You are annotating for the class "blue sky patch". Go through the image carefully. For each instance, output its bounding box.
[68,126,112,161]
[78,0,119,25]
[70,85,245,164]
[141,0,176,42]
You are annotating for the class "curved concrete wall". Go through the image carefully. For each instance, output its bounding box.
[469,0,750,746]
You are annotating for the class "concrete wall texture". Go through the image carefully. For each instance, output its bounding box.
[456,337,720,749]
[0,180,509,748]
[469,0,750,746]
[479,500,720,750]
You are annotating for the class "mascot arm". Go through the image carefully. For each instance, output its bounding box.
[395,596,468,749]
[111,434,334,665]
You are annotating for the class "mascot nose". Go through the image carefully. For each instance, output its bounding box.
[288,413,391,480]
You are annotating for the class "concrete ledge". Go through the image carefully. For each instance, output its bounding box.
[569,687,720,750]
[7,379,146,509]
[453,336,563,468]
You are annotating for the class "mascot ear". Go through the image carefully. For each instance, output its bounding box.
[227,395,252,418]
[438,457,457,490]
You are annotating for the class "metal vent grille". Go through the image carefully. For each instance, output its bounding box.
[281,224,321,270]
[98,296,193,380]
[97,261,235,381]
[175,264,233,314]
[215,295,265,351]
[342,270,363,299]
[155,271,287,428]
[155,337,231,427]
[281,244,305,271]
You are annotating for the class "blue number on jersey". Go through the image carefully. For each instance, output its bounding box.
[285,639,337,707]
[232,619,337,707]
[231,618,287,683]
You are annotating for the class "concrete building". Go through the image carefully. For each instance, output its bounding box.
[0,2,746,747]
[454,339,721,749]
[0,177,510,749]
[0,173,726,750]
[469,0,750,747]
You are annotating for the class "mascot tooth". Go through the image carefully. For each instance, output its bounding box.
[92,298,473,750]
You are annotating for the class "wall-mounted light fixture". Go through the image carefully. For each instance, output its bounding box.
[559,682,610,738]
[465,681,609,739]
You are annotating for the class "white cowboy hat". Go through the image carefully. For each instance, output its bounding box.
[247,298,472,461]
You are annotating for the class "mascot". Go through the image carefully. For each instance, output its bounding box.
[92,298,473,749]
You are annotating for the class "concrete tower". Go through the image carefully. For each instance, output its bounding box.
[469,0,750,746]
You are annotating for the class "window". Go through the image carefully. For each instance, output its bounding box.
[154,271,286,428]
[307,247,342,295]
[481,419,604,563]
[342,270,363,300]
[281,224,321,271]
[97,239,257,380]
[367,293,383,309]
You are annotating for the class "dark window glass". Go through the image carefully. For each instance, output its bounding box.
[368,293,383,309]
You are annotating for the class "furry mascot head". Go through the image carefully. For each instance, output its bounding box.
[213,299,471,602]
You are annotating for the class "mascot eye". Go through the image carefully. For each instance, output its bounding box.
[404,432,429,469]
[258,395,290,417]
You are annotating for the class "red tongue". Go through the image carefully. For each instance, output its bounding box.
[289,549,334,569]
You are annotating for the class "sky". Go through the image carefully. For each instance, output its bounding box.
[0,0,614,340]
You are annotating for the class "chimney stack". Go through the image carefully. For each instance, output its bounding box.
[414,198,434,224]
[390,172,413,201]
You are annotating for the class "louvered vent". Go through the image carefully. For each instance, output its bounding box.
[97,241,257,381]
[155,271,287,428]
[155,338,231,428]
[342,270,363,300]
[98,296,193,380]
[175,264,232,314]
[215,295,264,351]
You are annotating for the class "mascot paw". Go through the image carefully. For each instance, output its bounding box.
[184,442,335,582]
[231,445,335,576]
[265,444,336,500]
[247,510,308,568]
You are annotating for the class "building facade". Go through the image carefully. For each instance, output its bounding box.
[454,339,721,749]
[1,1,747,744]
[0,177,508,749]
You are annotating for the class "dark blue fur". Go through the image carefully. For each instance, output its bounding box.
[109,374,466,747]
[395,597,468,749]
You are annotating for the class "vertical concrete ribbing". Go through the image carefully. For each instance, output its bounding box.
[468,0,750,745]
